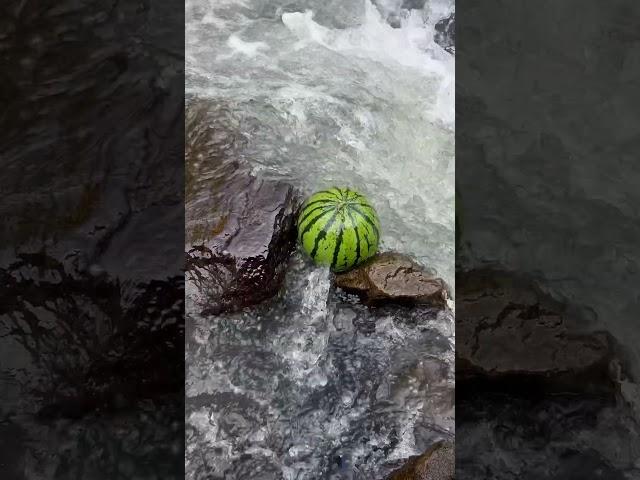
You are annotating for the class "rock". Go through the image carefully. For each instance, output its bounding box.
[1,252,184,419]
[386,441,454,480]
[434,13,455,54]
[335,252,448,308]
[456,269,617,395]
[185,100,300,315]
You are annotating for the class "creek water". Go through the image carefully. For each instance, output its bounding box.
[186,0,454,285]
[185,0,455,478]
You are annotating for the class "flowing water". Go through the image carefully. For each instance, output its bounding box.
[186,0,454,284]
[186,258,454,479]
[185,0,455,478]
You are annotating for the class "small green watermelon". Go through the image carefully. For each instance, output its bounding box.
[297,187,380,272]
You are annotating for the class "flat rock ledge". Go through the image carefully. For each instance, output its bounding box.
[385,441,454,480]
[185,100,300,315]
[457,269,618,396]
[335,252,449,308]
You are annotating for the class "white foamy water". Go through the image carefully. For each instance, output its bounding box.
[186,0,455,286]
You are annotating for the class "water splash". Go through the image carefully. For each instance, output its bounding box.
[281,267,332,386]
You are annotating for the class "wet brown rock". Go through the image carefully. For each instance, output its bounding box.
[456,269,616,395]
[335,252,448,308]
[185,100,300,315]
[386,441,454,480]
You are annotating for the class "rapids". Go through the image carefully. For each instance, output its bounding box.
[185,0,455,478]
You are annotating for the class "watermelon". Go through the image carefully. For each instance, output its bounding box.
[297,187,380,272]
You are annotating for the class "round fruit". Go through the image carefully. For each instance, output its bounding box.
[297,187,380,272]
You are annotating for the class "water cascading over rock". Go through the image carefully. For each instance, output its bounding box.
[185,100,301,315]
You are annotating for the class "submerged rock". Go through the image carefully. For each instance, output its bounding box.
[185,100,300,315]
[456,269,617,395]
[434,13,455,54]
[335,252,448,308]
[386,441,454,480]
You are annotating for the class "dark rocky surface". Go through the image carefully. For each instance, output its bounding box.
[455,272,635,479]
[0,0,184,478]
[457,269,617,396]
[185,100,301,315]
[2,255,184,421]
[385,440,454,480]
[336,252,449,308]
[434,13,454,53]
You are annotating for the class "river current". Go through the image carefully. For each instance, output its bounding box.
[185,1,455,478]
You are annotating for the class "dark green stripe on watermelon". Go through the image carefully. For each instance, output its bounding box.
[350,205,380,240]
[309,209,341,258]
[330,224,344,270]
[346,209,362,267]
[298,208,334,242]
[298,204,334,229]
[301,198,336,210]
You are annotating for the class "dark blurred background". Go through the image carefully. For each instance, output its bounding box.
[0,1,184,478]
[456,1,640,478]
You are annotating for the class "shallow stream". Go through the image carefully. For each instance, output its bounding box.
[185,0,455,478]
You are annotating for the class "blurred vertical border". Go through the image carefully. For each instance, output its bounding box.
[0,1,185,478]
[456,1,640,478]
